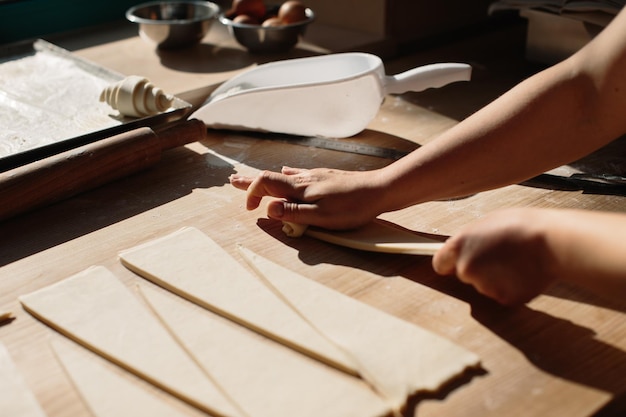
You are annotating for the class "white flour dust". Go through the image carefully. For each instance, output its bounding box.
[0,51,120,158]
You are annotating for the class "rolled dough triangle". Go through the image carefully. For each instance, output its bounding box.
[19,266,241,417]
[287,220,445,256]
[118,227,356,375]
[139,284,392,417]
[237,246,481,410]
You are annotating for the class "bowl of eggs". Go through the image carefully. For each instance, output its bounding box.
[220,0,314,53]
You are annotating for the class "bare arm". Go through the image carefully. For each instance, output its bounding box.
[231,9,626,229]
[377,8,626,212]
[432,208,626,306]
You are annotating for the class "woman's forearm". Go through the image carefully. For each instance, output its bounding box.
[432,208,626,305]
[378,61,613,212]
[231,9,626,233]
[377,9,626,213]
[542,210,626,303]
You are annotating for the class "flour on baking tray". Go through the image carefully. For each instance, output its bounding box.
[0,51,120,158]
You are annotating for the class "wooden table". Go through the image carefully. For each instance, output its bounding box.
[1,19,625,417]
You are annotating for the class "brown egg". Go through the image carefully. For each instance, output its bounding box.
[233,14,258,24]
[229,0,266,21]
[262,16,284,27]
[278,0,307,24]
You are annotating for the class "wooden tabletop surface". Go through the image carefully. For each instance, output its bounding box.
[1,19,625,417]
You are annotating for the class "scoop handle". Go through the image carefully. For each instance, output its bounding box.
[384,63,471,95]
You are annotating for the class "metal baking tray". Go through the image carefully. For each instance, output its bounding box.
[0,39,192,172]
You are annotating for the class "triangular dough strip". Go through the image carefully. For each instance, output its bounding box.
[0,342,47,417]
[51,340,197,417]
[139,284,392,417]
[237,246,481,411]
[19,266,242,417]
[233,245,400,412]
[118,227,357,375]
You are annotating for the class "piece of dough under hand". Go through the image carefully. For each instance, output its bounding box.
[282,221,308,237]
[283,220,445,256]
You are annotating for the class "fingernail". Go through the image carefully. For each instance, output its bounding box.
[268,203,285,219]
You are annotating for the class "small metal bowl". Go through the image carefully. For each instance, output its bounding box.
[220,6,314,54]
[126,1,219,49]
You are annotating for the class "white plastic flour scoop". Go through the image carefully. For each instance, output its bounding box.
[191,52,471,138]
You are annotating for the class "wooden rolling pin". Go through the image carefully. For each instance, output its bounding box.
[0,119,207,222]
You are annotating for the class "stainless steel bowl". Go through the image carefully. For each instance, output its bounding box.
[220,7,314,54]
[126,1,219,49]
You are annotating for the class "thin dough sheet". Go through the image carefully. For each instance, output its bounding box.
[139,285,391,417]
[118,227,356,375]
[121,227,478,412]
[19,266,241,417]
[0,342,47,417]
[51,340,196,417]
[304,220,445,255]
[238,245,480,409]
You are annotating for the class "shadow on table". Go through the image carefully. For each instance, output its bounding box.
[520,135,626,197]
[468,303,626,417]
[157,43,322,74]
[199,127,422,176]
[404,276,626,416]
[402,365,488,417]
[0,147,235,266]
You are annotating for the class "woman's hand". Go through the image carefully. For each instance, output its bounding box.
[433,208,626,306]
[432,208,555,306]
[229,166,388,230]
